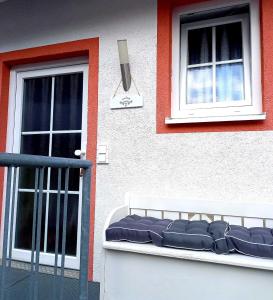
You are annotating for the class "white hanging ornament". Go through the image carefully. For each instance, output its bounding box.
[110,77,143,109]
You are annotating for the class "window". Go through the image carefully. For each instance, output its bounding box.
[169,0,265,124]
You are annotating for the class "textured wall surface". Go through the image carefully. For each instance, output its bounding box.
[1,0,273,283]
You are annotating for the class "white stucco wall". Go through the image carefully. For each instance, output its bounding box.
[1,0,273,283]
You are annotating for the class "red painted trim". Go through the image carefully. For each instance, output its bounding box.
[0,38,99,281]
[157,0,273,133]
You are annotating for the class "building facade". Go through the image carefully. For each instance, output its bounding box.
[0,0,273,286]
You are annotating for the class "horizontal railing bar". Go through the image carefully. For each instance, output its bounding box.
[130,208,273,222]
[0,153,92,169]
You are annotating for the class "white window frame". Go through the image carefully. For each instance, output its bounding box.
[4,58,89,270]
[167,0,265,124]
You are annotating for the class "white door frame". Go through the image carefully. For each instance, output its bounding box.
[5,60,89,270]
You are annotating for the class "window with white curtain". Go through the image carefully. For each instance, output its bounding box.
[169,0,265,124]
[183,15,249,106]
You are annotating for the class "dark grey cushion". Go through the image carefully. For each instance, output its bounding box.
[106,215,273,259]
[106,215,172,246]
[226,225,273,258]
[209,221,235,254]
[162,220,214,251]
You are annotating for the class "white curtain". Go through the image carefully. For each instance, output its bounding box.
[216,63,244,102]
[187,67,212,104]
[187,23,244,104]
[187,28,212,104]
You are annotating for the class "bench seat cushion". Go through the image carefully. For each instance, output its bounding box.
[106,215,172,246]
[226,226,273,258]
[163,220,234,253]
[209,221,235,254]
[162,220,214,251]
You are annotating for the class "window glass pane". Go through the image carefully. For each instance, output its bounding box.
[187,67,213,104]
[20,134,49,156]
[216,63,244,102]
[188,27,212,65]
[15,192,46,250]
[53,73,83,131]
[22,77,52,132]
[19,134,49,189]
[216,22,243,61]
[50,133,81,191]
[46,194,79,256]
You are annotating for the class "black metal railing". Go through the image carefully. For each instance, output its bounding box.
[0,153,92,300]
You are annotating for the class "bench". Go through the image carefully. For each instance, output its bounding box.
[102,194,273,300]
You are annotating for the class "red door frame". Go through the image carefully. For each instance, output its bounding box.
[0,37,99,280]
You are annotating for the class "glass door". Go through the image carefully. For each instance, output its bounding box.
[11,64,88,269]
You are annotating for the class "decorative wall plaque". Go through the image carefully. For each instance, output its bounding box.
[110,79,143,109]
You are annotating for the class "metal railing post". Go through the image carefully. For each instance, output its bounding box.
[30,168,39,300]
[79,166,91,300]
[53,168,62,300]
[60,168,70,300]
[33,167,45,300]
[0,167,12,300]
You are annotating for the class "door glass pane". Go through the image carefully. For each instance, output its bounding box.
[19,134,49,189]
[216,22,243,61]
[53,73,83,131]
[15,192,46,250]
[22,77,52,132]
[187,66,213,104]
[188,27,212,65]
[46,194,79,256]
[50,133,81,191]
[216,63,244,102]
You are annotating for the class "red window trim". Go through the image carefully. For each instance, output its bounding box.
[0,37,99,281]
[157,0,273,133]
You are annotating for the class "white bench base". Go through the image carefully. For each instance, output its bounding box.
[103,248,273,300]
